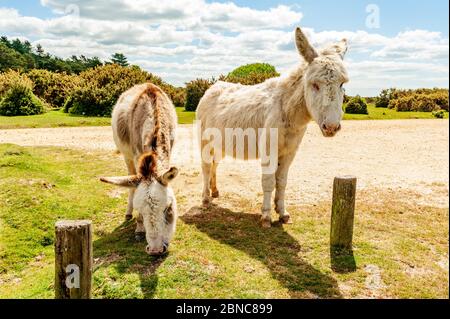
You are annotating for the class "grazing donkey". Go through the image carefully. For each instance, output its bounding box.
[100,83,179,255]
[197,27,349,227]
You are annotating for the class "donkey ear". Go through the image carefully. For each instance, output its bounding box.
[159,167,179,186]
[100,175,141,188]
[322,39,348,59]
[295,27,318,63]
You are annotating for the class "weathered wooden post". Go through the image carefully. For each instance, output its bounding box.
[55,220,92,299]
[330,176,357,249]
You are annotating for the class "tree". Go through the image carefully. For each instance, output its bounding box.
[0,43,28,71]
[36,44,45,57]
[10,39,32,54]
[111,53,129,67]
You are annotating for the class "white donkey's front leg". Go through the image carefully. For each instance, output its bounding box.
[275,152,296,224]
[261,172,276,228]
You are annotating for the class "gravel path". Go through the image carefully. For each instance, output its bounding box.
[1,120,448,207]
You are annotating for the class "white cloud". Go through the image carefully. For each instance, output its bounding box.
[1,1,448,95]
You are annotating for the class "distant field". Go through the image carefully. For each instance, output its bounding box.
[0,105,447,129]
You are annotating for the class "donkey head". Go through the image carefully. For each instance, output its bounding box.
[100,152,178,256]
[295,27,349,137]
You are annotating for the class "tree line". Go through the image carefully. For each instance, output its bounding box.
[0,36,129,74]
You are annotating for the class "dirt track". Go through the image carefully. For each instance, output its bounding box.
[1,119,448,208]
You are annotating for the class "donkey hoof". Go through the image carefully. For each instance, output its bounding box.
[135,232,145,242]
[280,214,293,224]
[261,218,272,228]
[125,214,133,221]
[211,190,219,198]
[202,198,211,207]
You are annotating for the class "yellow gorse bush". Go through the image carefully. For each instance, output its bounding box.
[64,64,184,116]
[27,69,81,108]
[376,87,448,112]
[0,70,47,116]
[0,70,33,97]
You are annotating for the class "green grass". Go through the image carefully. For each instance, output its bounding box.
[0,109,111,129]
[0,144,448,298]
[343,104,449,120]
[175,107,196,124]
[0,105,447,129]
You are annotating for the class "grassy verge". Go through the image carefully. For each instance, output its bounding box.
[343,104,449,120]
[0,109,111,129]
[0,105,447,130]
[0,144,448,298]
[175,107,196,124]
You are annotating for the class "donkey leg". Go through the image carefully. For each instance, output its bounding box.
[125,158,136,220]
[275,154,295,224]
[201,162,212,206]
[275,129,305,224]
[135,212,145,242]
[210,160,220,198]
[261,173,276,228]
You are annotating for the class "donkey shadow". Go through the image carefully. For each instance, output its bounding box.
[182,205,343,298]
[93,220,165,298]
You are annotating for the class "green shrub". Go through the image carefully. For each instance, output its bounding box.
[0,70,46,116]
[375,89,392,108]
[66,64,165,116]
[389,95,412,111]
[63,95,74,113]
[27,69,80,108]
[432,110,445,118]
[381,88,448,112]
[345,95,368,114]
[224,63,279,85]
[416,94,439,112]
[185,78,215,112]
[429,92,449,111]
[163,85,185,108]
[343,95,351,103]
[392,94,441,112]
[227,63,278,79]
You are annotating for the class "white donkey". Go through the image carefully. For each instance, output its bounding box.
[197,27,349,227]
[100,83,179,255]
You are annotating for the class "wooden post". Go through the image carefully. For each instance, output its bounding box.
[330,176,357,250]
[55,220,92,299]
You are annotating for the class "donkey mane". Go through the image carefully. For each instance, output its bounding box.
[138,151,158,180]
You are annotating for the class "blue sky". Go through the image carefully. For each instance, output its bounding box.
[0,0,448,95]
[4,0,448,35]
[219,0,449,36]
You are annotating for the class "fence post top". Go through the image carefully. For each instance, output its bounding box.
[334,175,357,181]
[55,220,92,228]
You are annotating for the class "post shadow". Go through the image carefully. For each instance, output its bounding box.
[93,220,166,298]
[181,205,343,298]
[330,246,356,273]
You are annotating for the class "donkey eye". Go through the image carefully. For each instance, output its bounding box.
[312,83,320,91]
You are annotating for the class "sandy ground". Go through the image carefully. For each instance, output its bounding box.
[1,120,448,208]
